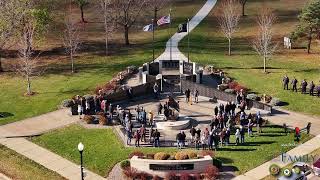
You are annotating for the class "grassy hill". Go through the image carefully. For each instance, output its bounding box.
[180,0,320,116]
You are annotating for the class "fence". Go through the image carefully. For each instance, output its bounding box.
[181,79,273,113]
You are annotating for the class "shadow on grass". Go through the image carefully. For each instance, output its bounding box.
[0,112,14,118]
[217,147,256,152]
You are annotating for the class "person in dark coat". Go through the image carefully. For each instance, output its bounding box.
[190,126,196,143]
[214,106,219,116]
[240,126,245,144]
[291,78,298,92]
[208,132,214,150]
[185,89,191,103]
[134,130,141,147]
[157,103,163,115]
[309,81,315,96]
[301,79,308,94]
[153,129,160,147]
[282,75,289,90]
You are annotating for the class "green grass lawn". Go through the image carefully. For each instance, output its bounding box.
[180,0,320,116]
[0,145,65,180]
[31,124,311,176]
[0,0,205,125]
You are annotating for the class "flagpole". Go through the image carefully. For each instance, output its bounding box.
[169,8,172,61]
[152,18,155,62]
[187,18,190,63]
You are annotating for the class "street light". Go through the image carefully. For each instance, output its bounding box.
[78,142,84,180]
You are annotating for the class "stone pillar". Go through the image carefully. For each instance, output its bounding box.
[138,67,143,84]
[196,69,203,84]
[179,61,184,74]
[159,61,163,74]
[156,74,163,92]
[142,72,148,84]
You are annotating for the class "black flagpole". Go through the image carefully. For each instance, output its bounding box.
[152,18,155,62]
[188,18,190,63]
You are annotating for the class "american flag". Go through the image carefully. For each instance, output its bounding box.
[157,15,171,26]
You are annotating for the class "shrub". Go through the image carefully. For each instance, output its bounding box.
[146,153,155,159]
[186,150,197,159]
[212,158,222,169]
[174,151,189,160]
[205,165,219,180]
[83,115,95,124]
[198,150,215,158]
[98,115,107,125]
[189,173,201,180]
[136,172,151,180]
[228,81,239,89]
[180,172,191,180]
[153,175,161,180]
[128,151,144,159]
[228,81,248,93]
[154,152,170,160]
[120,160,130,170]
[123,167,138,178]
[165,172,179,180]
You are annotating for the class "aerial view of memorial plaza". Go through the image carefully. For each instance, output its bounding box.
[1,0,320,180]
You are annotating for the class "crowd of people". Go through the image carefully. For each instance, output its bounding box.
[175,100,263,150]
[282,75,320,96]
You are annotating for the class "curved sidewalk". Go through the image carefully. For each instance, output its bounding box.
[155,0,217,61]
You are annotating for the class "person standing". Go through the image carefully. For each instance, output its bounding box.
[176,131,183,149]
[309,81,315,96]
[154,129,160,147]
[317,85,320,97]
[225,128,231,146]
[185,89,190,103]
[208,131,214,150]
[240,126,245,144]
[140,125,146,142]
[148,111,154,127]
[214,106,219,116]
[256,111,262,134]
[235,129,240,145]
[190,126,196,144]
[126,128,132,145]
[134,130,141,147]
[301,79,308,94]
[283,75,289,90]
[195,128,201,150]
[181,131,186,147]
[153,83,159,99]
[77,103,83,119]
[157,103,163,115]
[85,99,90,115]
[194,89,199,103]
[248,119,253,137]
[201,132,207,150]
[291,77,298,92]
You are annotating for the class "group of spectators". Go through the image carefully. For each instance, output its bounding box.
[71,95,113,122]
[282,75,320,96]
[184,88,199,104]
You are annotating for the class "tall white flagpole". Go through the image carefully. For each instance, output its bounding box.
[169,8,172,61]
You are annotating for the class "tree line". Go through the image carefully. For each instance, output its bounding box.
[0,0,169,95]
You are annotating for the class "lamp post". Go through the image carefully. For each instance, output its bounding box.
[78,142,84,180]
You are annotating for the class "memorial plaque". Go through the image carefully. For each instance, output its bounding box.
[150,164,194,171]
[183,62,193,75]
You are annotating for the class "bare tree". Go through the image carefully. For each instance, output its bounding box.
[147,0,170,24]
[16,21,38,95]
[0,0,24,72]
[63,10,81,73]
[252,8,277,73]
[239,0,247,16]
[110,0,147,45]
[99,0,116,56]
[218,0,241,56]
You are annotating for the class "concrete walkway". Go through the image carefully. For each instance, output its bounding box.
[155,0,217,62]
[0,108,79,138]
[0,138,105,180]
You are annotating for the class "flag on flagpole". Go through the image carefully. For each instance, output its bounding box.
[177,23,187,33]
[157,15,171,26]
[143,24,154,32]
